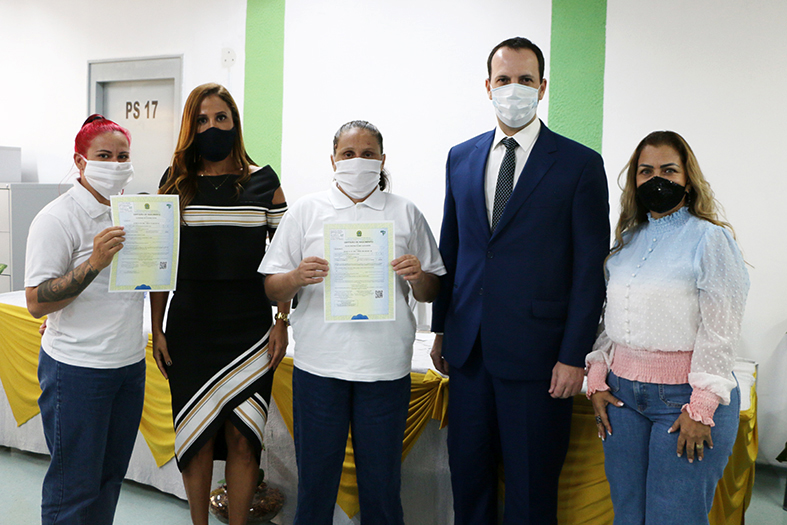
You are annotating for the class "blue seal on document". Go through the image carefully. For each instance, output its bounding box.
[351,314,369,320]
[135,284,152,290]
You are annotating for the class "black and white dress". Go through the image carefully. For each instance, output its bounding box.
[163,166,286,470]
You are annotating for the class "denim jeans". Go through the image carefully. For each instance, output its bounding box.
[37,348,146,525]
[291,367,410,525]
[602,371,740,525]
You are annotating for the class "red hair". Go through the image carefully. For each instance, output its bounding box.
[74,114,131,156]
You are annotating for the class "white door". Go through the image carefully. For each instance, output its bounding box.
[101,79,175,195]
[89,56,182,196]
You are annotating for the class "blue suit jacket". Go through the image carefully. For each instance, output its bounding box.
[432,123,610,381]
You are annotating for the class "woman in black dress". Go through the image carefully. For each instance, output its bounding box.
[151,83,289,525]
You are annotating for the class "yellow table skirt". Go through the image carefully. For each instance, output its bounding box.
[0,302,756,522]
[0,302,176,468]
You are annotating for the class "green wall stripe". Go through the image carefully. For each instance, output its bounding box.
[549,0,607,153]
[244,0,286,176]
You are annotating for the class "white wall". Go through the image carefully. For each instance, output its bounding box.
[0,0,248,184]
[280,0,553,234]
[604,0,787,465]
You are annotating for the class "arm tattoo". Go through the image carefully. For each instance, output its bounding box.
[37,261,100,303]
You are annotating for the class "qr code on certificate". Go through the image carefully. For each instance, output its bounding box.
[159,261,167,270]
[375,290,383,299]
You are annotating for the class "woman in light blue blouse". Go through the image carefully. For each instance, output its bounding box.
[586,131,749,524]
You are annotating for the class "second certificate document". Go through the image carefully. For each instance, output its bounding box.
[323,221,395,322]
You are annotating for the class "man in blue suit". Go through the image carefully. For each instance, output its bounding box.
[431,37,610,524]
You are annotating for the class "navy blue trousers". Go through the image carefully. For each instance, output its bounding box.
[292,367,410,525]
[447,341,573,525]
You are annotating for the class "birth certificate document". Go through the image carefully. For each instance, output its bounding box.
[109,195,180,292]
[323,221,395,322]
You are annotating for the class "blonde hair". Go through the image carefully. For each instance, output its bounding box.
[610,131,733,259]
[159,83,255,215]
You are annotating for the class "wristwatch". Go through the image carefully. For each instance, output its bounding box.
[275,312,290,326]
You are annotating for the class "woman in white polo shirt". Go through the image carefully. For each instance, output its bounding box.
[259,120,446,525]
[25,115,145,525]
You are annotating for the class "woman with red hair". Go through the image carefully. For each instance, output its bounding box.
[25,114,145,524]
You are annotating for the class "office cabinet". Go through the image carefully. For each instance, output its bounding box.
[0,183,62,291]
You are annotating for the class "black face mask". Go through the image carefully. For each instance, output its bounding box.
[636,176,688,214]
[194,127,237,162]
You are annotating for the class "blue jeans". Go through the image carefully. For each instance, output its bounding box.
[291,367,410,525]
[602,371,740,525]
[37,349,146,525]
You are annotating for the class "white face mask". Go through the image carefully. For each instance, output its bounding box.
[333,158,382,199]
[81,158,134,199]
[491,83,540,129]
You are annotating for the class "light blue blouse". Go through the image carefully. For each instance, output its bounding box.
[587,207,749,403]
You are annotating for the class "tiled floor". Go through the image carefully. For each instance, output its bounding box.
[2,445,786,524]
[746,464,787,524]
[0,446,209,525]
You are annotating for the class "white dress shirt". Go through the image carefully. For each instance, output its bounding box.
[484,118,541,226]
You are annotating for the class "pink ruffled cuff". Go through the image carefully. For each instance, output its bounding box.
[681,389,721,427]
[585,362,610,398]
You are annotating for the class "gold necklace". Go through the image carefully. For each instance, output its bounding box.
[198,173,230,190]
[197,166,243,190]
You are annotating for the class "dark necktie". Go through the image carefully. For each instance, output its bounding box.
[491,137,518,231]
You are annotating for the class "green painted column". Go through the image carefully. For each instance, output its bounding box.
[244,0,286,175]
[549,0,607,153]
